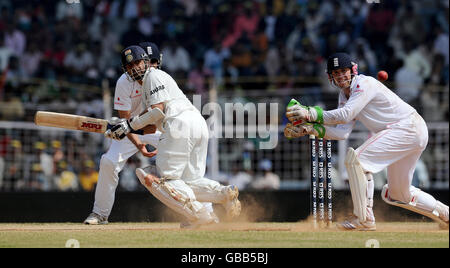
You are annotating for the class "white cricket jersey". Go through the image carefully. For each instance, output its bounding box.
[113,73,145,117]
[323,74,416,133]
[142,67,195,117]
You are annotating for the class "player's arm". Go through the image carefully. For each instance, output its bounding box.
[322,121,354,140]
[287,83,375,125]
[322,91,371,125]
[105,106,165,140]
[151,102,165,113]
[118,110,158,158]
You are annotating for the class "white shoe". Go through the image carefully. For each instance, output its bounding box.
[435,201,449,229]
[223,185,241,220]
[337,215,376,231]
[84,213,108,225]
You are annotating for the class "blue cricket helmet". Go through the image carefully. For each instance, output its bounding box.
[326,53,358,75]
[326,53,358,89]
[121,45,150,81]
[139,42,162,67]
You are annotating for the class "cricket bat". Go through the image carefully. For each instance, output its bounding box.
[34,111,110,133]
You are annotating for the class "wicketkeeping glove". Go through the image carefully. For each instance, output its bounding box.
[286,99,324,124]
[284,122,326,139]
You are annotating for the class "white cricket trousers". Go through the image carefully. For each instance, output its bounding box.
[356,112,438,211]
[93,133,161,217]
[155,109,228,215]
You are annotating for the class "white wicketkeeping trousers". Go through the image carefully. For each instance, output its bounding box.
[356,112,438,213]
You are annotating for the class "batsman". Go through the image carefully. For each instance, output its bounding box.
[104,43,241,228]
[284,53,449,231]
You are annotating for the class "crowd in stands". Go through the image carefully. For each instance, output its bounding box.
[0,0,448,119]
[0,0,448,191]
[0,136,102,191]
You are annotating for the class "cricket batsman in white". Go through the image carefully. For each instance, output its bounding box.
[84,43,163,224]
[284,53,449,231]
[105,43,241,228]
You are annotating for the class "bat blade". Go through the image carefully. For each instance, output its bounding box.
[34,111,109,133]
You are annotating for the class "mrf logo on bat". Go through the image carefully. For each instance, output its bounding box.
[81,121,103,131]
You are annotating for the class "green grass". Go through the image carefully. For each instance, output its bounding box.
[0,222,447,248]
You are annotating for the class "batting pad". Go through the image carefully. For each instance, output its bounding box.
[344,147,367,223]
[381,185,448,228]
[136,168,198,222]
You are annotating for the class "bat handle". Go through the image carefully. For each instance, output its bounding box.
[106,123,144,135]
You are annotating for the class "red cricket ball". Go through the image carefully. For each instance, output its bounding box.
[377,70,388,82]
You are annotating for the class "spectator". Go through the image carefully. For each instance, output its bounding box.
[51,140,64,174]
[186,58,211,96]
[123,0,139,19]
[63,43,94,83]
[264,8,277,42]
[20,42,42,79]
[203,42,230,85]
[56,0,83,21]
[264,42,281,81]
[394,58,423,104]
[249,159,280,190]
[0,133,6,190]
[138,3,156,37]
[234,2,260,39]
[34,141,54,181]
[120,18,146,48]
[29,163,51,191]
[227,161,253,190]
[365,3,395,58]
[79,160,99,191]
[40,40,66,79]
[0,6,11,32]
[350,39,378,76]
[412,159,430,189]
[53,160,79,191]
[0,34,12,73]
[393,4,425,45]
[4,140,24,191]
[222,57,239,91]
[433,26,449,66]
[119,157,140,191]
[3,22,26,56]
[161,39,191,77]
[5,56,24,86]
[286,20,306,62]
[402,38,431,83]
[75,92,103,118]
[0,89,25,121]
[230,40,253,77]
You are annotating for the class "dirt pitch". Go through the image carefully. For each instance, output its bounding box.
[0,221,447,248]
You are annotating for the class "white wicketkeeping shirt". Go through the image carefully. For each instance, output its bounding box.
[323,74,416,139]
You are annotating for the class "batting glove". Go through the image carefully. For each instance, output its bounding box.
[104,117,132,140]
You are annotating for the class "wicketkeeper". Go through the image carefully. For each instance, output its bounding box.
[284,53,448,231]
